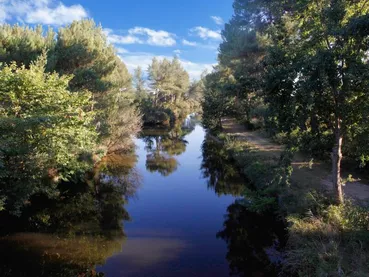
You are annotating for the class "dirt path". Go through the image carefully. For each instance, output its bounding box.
[221,118,369,202]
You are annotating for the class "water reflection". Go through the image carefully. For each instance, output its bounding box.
[0,149,140,277]
[0,233,122,277]
[141,117,196,177]
[0,117,287,276]
[217,202,286,277]
[201,136,245,196]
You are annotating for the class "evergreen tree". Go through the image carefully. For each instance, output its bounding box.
[0,24,55,67]
[133,66,147,100]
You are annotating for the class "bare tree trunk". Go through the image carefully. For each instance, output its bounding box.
[332,118,344,204]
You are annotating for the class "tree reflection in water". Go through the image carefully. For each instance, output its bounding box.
[0,150,141,277]
[141,117,196,177]
[201,136,246,196]
[201,136,286,276]
[217,202,286,277]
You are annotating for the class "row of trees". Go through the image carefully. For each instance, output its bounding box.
[203,0,369,204]
[133,57,205,126]
[0,20,141,214]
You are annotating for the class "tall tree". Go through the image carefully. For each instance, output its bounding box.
[202,66,236,131]
[208,0,369,203]
[147,57,190,107]
[263,0,369,203]
[0,24,55,67]
[133,66,147,99]
[52,19,140,153]
[52,20,117,93]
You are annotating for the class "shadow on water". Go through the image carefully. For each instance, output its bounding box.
[201,135,287,276]
[0,149,141,277]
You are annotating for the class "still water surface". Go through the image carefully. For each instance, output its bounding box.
[97,125,235,276]
[0,119,284,276]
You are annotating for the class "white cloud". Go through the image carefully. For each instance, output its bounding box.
[173,49,181,55]
[116,47,129,54]
[0,0,88,25]
[182,39,218,50]
[129,27,176,46]
[104,27,176,47]
[104,29,143,45]
[180,59,215,80]
[119,52,214,80]
[190,26,222,40]
[26,4,87,25]
[182,39,198,46]
[211,16,224,25]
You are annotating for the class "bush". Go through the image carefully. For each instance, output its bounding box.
[284,202,369,276]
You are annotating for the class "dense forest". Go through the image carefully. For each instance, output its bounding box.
[0,20,138,217]
[0,18,203,276]
[202,0,369,275]
[0,19,200,218]
[133,57,204,127]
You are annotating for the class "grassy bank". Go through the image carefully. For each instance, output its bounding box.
[217,119,369,276]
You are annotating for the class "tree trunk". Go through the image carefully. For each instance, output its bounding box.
[332,119,344,204]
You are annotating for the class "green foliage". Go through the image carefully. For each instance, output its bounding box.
[202,0,369,274]
[325,201,369,231]
[0,20,141,155]
[133,66,147,100]
[202,67,235,131]
[135,57,200,127]
[0,56,97,214]
[0,24,55,67]
[52,20,117,93]
[0,148,140,275]
[51,20,140,153]
[148,56,190,106]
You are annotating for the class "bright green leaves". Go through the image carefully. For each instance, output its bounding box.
[148,57,190,106]
[0,55,97,214]
[0,24,55,67]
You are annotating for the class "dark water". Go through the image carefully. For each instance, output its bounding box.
[0,119,285,277]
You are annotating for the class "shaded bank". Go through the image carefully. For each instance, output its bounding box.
[218,118,369,276]
[201,135,287,276]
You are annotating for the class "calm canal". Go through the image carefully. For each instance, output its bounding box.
[0,118,284,276]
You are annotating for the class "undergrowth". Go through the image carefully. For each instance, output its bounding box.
[219,133,369,276]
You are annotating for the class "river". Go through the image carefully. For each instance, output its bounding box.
[0,118,285,277]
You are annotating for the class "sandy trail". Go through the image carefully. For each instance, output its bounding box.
[221,118,369,203]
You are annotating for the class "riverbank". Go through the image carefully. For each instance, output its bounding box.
[218,118,369,276]
[222,118,369,202]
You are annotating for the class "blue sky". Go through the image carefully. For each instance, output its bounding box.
[0,0,234,79]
